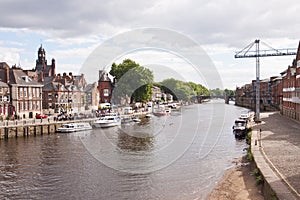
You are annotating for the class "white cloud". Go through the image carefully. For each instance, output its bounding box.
[0,0,299,88]
[0,46,22,66]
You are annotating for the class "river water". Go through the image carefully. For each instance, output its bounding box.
[0,100,249,200]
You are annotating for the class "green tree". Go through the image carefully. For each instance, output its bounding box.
[159,78,195,101]
[188,82,210,96]
[224,89,235,96]
[110,59,153,103]
[210,88,224,97]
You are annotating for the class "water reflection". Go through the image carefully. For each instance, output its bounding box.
[0,102,250,199]
[117,131,154,152]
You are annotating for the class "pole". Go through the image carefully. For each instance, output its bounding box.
[255,39,260,121]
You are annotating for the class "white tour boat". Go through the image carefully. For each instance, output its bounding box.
[93,115,121,128]
[153,106,171,116]
[57,122,92,133]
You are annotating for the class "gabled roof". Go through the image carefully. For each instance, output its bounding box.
[0,81,8,87]
[9,68,43,87]
[43,76,55,85]
[43,82,66,92]
[84,83,96,93]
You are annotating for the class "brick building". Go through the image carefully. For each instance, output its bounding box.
[0,81,10,119]
[25,45,56,82]
[236,41,300,122]
[270,76,283,110]
[25,45,99,114]
[235,83,254,109]
[281,66,297,118]
[295,67,300,120]
[0,63,43,119]
[98,70,114,104]
[84,82,100,110]
[42,73,87,114]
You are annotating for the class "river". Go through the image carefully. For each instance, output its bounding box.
[0,100,249,200]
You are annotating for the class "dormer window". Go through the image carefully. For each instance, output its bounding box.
[21,76,31,82]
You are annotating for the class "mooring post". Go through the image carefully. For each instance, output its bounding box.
[40,125,43,135]
[4,127,8,139]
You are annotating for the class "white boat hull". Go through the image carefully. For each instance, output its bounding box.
[93,121,121,128]
[57,123,92,133]
[93,115,121,128]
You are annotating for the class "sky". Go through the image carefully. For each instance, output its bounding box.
[0,0,300,89]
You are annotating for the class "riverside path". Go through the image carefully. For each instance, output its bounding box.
[252,112,300,200]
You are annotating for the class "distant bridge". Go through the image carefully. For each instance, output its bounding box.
[195,95,235,103]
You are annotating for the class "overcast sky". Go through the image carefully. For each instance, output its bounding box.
[0,0,300,89]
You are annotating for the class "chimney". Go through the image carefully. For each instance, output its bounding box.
[5,66,9,83]
[51,58,55,77]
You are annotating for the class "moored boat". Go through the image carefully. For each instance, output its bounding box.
[132,116,141,122]
[153,106,171,116]
[232,119,248,138]
[57,122,92,133]
[93,115,121,128]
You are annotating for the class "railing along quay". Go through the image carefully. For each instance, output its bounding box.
[0,117,97,139]
[0,111,151,139]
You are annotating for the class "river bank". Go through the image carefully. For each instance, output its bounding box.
[207,156,264,200]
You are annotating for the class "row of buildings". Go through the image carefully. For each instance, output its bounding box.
[235,42,300,122]
[0,45,173,120]
[0,45,114,119]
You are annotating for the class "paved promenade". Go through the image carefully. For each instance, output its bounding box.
[252,112,300,199]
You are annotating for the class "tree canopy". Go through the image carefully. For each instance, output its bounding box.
[158,78,209,101]
[110,59,153,103]
[209,88,235,97]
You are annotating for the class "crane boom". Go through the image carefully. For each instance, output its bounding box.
[234,39,297,121]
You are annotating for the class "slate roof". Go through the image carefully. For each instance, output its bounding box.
[43,82,66,92]
[84,83,96,93]
[0,81,8,87]
[9,68,43,87]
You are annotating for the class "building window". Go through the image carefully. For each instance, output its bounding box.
[24,102,28,110]
[20,102,23,111]
[104,89,109,97]
[29,102,32,110]
[20,88,23,97]
[24,88,27,97]
[3,96,9,102]
[33,88,35,97]
[0,87,2,93]
[28,88,32,98]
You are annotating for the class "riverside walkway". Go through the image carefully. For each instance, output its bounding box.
[252,112,300,200]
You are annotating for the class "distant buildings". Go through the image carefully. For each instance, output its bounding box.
[236,41,300,122]
[0,62,43,119]
[98,70,114,104]
[0,45,177,119]
[26,45,100,114]
[0,45,100,119]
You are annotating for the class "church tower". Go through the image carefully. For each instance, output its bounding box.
[36,44,47,71]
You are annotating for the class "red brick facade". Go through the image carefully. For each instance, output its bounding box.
[97,70,114,104]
